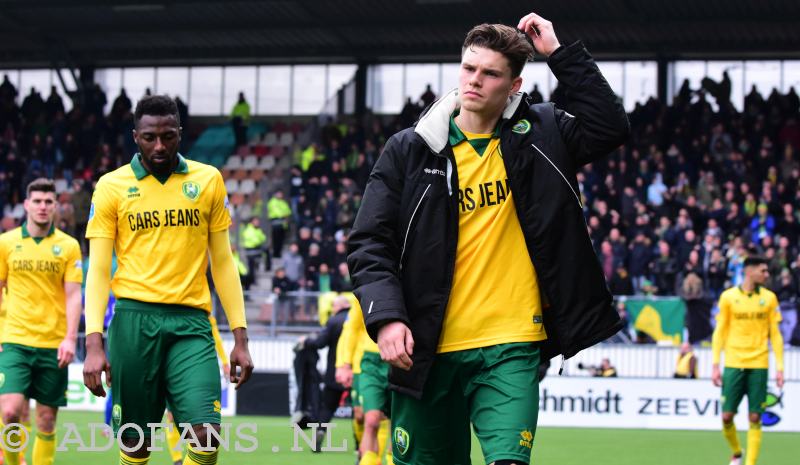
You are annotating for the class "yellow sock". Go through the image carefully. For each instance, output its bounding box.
[183,445,218,465]
[359,450,381,465]
[20,421,31,462]
[32,431,56,465]
[722,421,742,455]
[0,421,20,465]
[745,422,762,465]
[119,451,149,465]
[166,424,184,463]
[352,418,364,447]
[377,419,389,460]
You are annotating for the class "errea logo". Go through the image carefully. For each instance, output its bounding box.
[127,186,141,199]
[424,168,445,177]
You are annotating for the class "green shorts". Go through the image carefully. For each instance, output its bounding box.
[392,343,540,465]
[351,373,361,408]
[0,343,67,406]
[359,351,390,416]
[721,367,768,414]
[109,299,221,438]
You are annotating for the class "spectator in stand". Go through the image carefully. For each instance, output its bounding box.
[674,342,698,378]
[267,190,291,259]
[419,83,436,109]
[750,202,776,245]
[270,267,296,324]
[628,232,652,293]
[231,92,251,148]
[331,262,352,292]
[651,240,678,295]
[240,217,267,289]
[282,243,305,289]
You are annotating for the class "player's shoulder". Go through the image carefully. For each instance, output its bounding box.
[759,286,778,303]
[719,287,738,301]
[186,159,223,180]
[52,228,81,249]
[0,227,21,246]
[97,163,136,187]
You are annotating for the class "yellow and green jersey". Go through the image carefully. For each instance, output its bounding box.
[712,286,784,370]
[336,294,377,374]
[86,154,231,312]
[439,115,546,353]
[0,225,82,348]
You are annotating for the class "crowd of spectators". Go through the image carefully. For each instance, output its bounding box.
[2,71,799,341]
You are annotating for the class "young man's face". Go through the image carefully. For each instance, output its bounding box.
[133,114,181,176]
[24,191,57,227]
[459,46,522,117]
[747,264,769,285]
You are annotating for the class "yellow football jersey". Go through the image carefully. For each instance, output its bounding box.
[713,286,783,369]
[86,154,231,311]
[438,117,546,353]
[0,225,83,348]
[336,295,376,374]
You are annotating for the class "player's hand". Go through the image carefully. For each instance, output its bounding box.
[777,370,784,389]
[229,328,254,390]
[517,12,561,57]
[336,365,353,388]
[83,335,112,397]
[58,337,77,368]
[377,321,414,371]
[711,364,722,387]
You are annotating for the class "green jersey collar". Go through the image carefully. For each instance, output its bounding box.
[131,153,189,181]
[21,221,55,240]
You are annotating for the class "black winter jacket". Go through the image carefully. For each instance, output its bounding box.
[347,41,630,399]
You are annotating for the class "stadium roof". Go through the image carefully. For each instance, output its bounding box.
[1,0,799,68]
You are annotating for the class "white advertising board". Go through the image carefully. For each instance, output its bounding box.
[538,376,798,432]
[63,364,236,416]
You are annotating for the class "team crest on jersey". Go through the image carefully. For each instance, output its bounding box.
[393,427,410,456]
[512,119,531,134]
[182,181,201,200]
[52,245,62,256]
[759,298,765,306]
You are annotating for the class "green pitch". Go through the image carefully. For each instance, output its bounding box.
[36,411,796,464]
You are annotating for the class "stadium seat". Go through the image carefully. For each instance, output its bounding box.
[225,179,239,194]
[258,156,276,171]
[236,145,250,156]
[253,144,269,156]
[224,155,243,170]
[239,179,256,195]
[278,132,294,147]
[271,145,285,157]
[242,155,258,170]
[233,169,249,180]
[250,169,265,182]
[263,132,278,147]
[54,178,68,193]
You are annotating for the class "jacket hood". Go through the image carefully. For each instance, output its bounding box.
[414,88,526,153]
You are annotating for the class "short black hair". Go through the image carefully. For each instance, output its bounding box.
[743,255,768,267]
[26,178,56,197]
[134,95,180,128]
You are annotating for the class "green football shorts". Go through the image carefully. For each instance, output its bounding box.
[721,367,768,414]
[0,343,67,406]
[359,351,390,416]
[109,298,221,438]
[392,343,541,465]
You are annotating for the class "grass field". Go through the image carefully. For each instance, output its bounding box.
[30,411,796,464]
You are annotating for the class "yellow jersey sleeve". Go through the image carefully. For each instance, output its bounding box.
[0,235,8,282]
[711,290,731,365]
[769,293,784,371]
[86,178,118,239]
[209,170,231,233]
[64,240,83,283]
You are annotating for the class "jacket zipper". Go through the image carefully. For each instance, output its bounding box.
[399,184,431,269]
[530,142,583,209]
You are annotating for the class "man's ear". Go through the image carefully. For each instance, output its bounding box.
[132,129,138,145]
[510,76,523,95]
